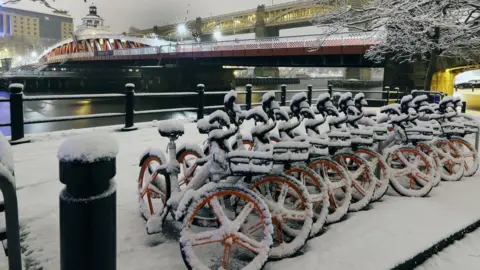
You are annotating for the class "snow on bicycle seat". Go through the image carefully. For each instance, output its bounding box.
[439,96,453,107]
[227,148,273,176]
[410,95,428,107]
[354,92,368,106]
[251,121,276,139]
[197,118,221,134]
[246,106,269,123]
[208,110,231,127]
[275,107,290,121]
[304,117,326,131]
[380,104,402,115]
[400,95,413,106]
[278,118,301,133]
[390,114,409,124]
[272,140,310,162]
[419,105,435,114]
[158,120,184,138]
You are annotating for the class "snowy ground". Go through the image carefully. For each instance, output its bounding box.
[0,119,480,269]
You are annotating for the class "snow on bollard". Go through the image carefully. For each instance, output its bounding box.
[57,133,118,270]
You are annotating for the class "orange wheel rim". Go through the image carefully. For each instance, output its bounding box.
[178,151,201,186]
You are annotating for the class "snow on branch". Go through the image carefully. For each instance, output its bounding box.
[312,0,480,64]
[1,0,85,14]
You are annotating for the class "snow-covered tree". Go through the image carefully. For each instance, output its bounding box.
[313,0,480,89]
[1,0,86,14]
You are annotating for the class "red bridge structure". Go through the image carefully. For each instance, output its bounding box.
[39,31,385,67]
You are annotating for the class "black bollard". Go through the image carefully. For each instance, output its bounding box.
[328,84,333,97]
[246,84,252,110]
[122,83,137,131]
[58,134,118,270]
[197,84,205,120]
[280,84,287,106]
[307,84,313,105]
[462,101,467,113]
[9,84,29,145]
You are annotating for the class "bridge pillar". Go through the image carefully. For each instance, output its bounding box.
[254,4,279,38]
[345,68,372,81]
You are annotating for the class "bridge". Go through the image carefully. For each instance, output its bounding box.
[39,31,383,68]
[139,0,361,40]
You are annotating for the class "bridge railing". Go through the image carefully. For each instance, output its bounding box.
[0,82,401,143]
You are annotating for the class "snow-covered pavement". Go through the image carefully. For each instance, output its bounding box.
[1,119,480,269]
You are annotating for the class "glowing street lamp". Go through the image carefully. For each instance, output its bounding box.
[177,24,187,35]
[213,30,222,41]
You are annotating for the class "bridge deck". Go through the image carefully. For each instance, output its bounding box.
[0,120,479,269]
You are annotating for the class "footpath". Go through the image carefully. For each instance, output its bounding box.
[1,119,480,270]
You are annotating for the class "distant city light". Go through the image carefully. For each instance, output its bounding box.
[31,51,38,58]
[213,30,222,40]
[177,24,187,35]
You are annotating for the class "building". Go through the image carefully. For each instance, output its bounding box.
[75,4,111,35]
[0,6,73,47]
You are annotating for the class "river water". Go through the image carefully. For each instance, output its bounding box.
[0,79,383,136]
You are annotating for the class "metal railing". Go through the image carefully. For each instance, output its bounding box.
[0,83,401,143]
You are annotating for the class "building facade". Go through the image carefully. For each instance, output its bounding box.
[0,6,73,46]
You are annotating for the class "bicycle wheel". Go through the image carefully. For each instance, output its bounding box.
[449,137,479,177]
[308,157,352,224]
[386,146,435,197]
[180,184,273,270]
[333,152,376,212]
[138,150,170,220]
[250,174,313,259]
[176,143,205,187]
[354,147,390,202]
[433,139,464,181]
[416,143,442,186]
[285,165,329,238]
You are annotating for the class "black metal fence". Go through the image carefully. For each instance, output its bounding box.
[0,83,404,144]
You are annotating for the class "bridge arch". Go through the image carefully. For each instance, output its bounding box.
[431,65,480,109]
[39,34,171,59]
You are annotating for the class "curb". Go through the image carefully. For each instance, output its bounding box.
[391,218,480,270]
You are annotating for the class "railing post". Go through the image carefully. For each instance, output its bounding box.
[328,84,333,97]
[280,84,287,106]
[122,83,137,131]
[58,134,118,270]
[197,84,205,120]
[9,84,29,145]
[0,135,22,270]
[307,84,313,105]
[246,84,252,110]
[472,84,475,92]
[462,101,467,113]
[386,86,390,105]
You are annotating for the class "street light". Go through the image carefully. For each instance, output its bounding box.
[177,24,187,35]
[213,30,222,40]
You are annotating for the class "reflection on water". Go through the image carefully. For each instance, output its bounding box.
[0,78,383,136]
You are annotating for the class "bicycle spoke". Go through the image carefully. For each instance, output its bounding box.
[232,202,254,231]
[189,229,224,246]
[234,232,264,254]
[209,197,230,226]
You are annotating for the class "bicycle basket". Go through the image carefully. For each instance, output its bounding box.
[272,141,310,162]
[442,122,465,136]
[227,150,273,176]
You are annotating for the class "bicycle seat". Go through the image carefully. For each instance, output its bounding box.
[246,106,269,123]
[290,92,309,116]
[158,120,184,139]
[209,110,231,127]
[410,95,428,108]
[418,105,435,114]
[316,93,331,115]
[197,118,221,134]
[390,114,409,125]
[400,95,413,113]
[354,92,368,110]
[278,118,301,134]
[224,90,243,124]
[275,107,290,121]
[273,140,310,162]
[251,121,276,139]
[304,117,326,131]
[380,104,402,115]
[300,107,316,119]
[338,92,354,113]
